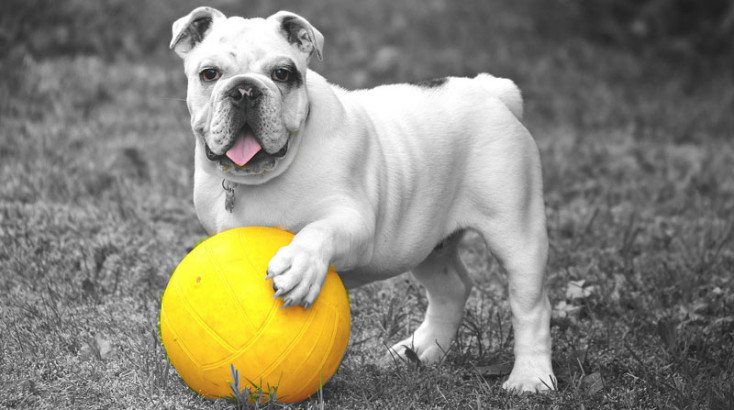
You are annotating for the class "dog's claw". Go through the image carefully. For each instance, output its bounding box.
[266,241,328,308]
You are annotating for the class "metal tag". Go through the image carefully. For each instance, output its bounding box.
[222,179,236,213]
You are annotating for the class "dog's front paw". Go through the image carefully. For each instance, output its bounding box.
[502,355,556,393]
[266,243,328,308]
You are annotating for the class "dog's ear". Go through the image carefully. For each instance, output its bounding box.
[170,7,226,58]
[268,11,324,62]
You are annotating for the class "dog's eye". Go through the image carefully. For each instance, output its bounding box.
[272,68,291,82]
[199,68,221,82]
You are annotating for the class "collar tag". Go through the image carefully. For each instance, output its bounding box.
[222,179,236,213]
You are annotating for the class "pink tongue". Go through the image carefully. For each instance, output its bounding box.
[225,131,262,167]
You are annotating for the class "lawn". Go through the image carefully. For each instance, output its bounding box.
[1,0,733,409]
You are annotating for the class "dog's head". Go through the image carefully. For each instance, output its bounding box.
[171,8,323,184]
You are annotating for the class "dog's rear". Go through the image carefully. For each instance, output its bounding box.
[475,73,523,120]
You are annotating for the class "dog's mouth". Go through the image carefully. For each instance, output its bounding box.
[205,124,288,175]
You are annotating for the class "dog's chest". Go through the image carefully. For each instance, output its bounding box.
[193,175,309,235]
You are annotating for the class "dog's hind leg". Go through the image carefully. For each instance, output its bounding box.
[387,232,473,364]
[468,132,555,391]
[475,213,555,392]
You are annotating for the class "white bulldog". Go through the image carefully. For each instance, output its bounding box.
[171,7,555,392]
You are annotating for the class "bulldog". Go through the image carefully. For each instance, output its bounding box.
[170,7,555,392]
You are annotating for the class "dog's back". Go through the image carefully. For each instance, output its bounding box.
[348,73,523,123]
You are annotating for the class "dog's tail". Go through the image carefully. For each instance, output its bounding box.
[475,73,523,121]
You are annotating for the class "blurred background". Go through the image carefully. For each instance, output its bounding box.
[2,0,733,132]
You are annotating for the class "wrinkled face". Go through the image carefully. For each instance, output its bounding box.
[175,11,320,184]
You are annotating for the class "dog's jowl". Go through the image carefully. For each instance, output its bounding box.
[171,7,555,392]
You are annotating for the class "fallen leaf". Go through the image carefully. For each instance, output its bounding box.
[713,316,734,325]
[553,300,581,321]
[691,300,710,314]
[95,334,113,360]
[566,280,596,300]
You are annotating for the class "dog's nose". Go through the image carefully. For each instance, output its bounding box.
[228,83,262,108]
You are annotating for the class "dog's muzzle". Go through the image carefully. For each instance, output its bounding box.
[203,75,293,176]
[204,136,288,163]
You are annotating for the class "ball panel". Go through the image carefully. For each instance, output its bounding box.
[165,245,267,366]
[174,252,253,353]
[231,311,319,402]
[166,279,286,373]
[272,306,343,402]
[159,307,232,398]
[299,271,352,399]
[209,227,296,344]
[236,226,296,274]
[161,268,238,368]
[194,302,311,380]
[208,252,278,348]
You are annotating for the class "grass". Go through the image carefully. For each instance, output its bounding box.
[1,0,733,409]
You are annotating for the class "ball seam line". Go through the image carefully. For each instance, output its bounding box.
[244,305,319,386]
[173,246,239,356]
[198,297,284,371]
[197,231,289,371]
[205,232,258,332]
[160,297,204,370]
[287,305,341,401]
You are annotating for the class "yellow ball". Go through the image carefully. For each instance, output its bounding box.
[159,227,350,402]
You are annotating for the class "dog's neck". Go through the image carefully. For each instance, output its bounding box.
[304,70,348,133]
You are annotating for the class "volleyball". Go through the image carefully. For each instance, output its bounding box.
[159,226,351,402]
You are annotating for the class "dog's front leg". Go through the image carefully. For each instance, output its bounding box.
[265,207,372,308]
